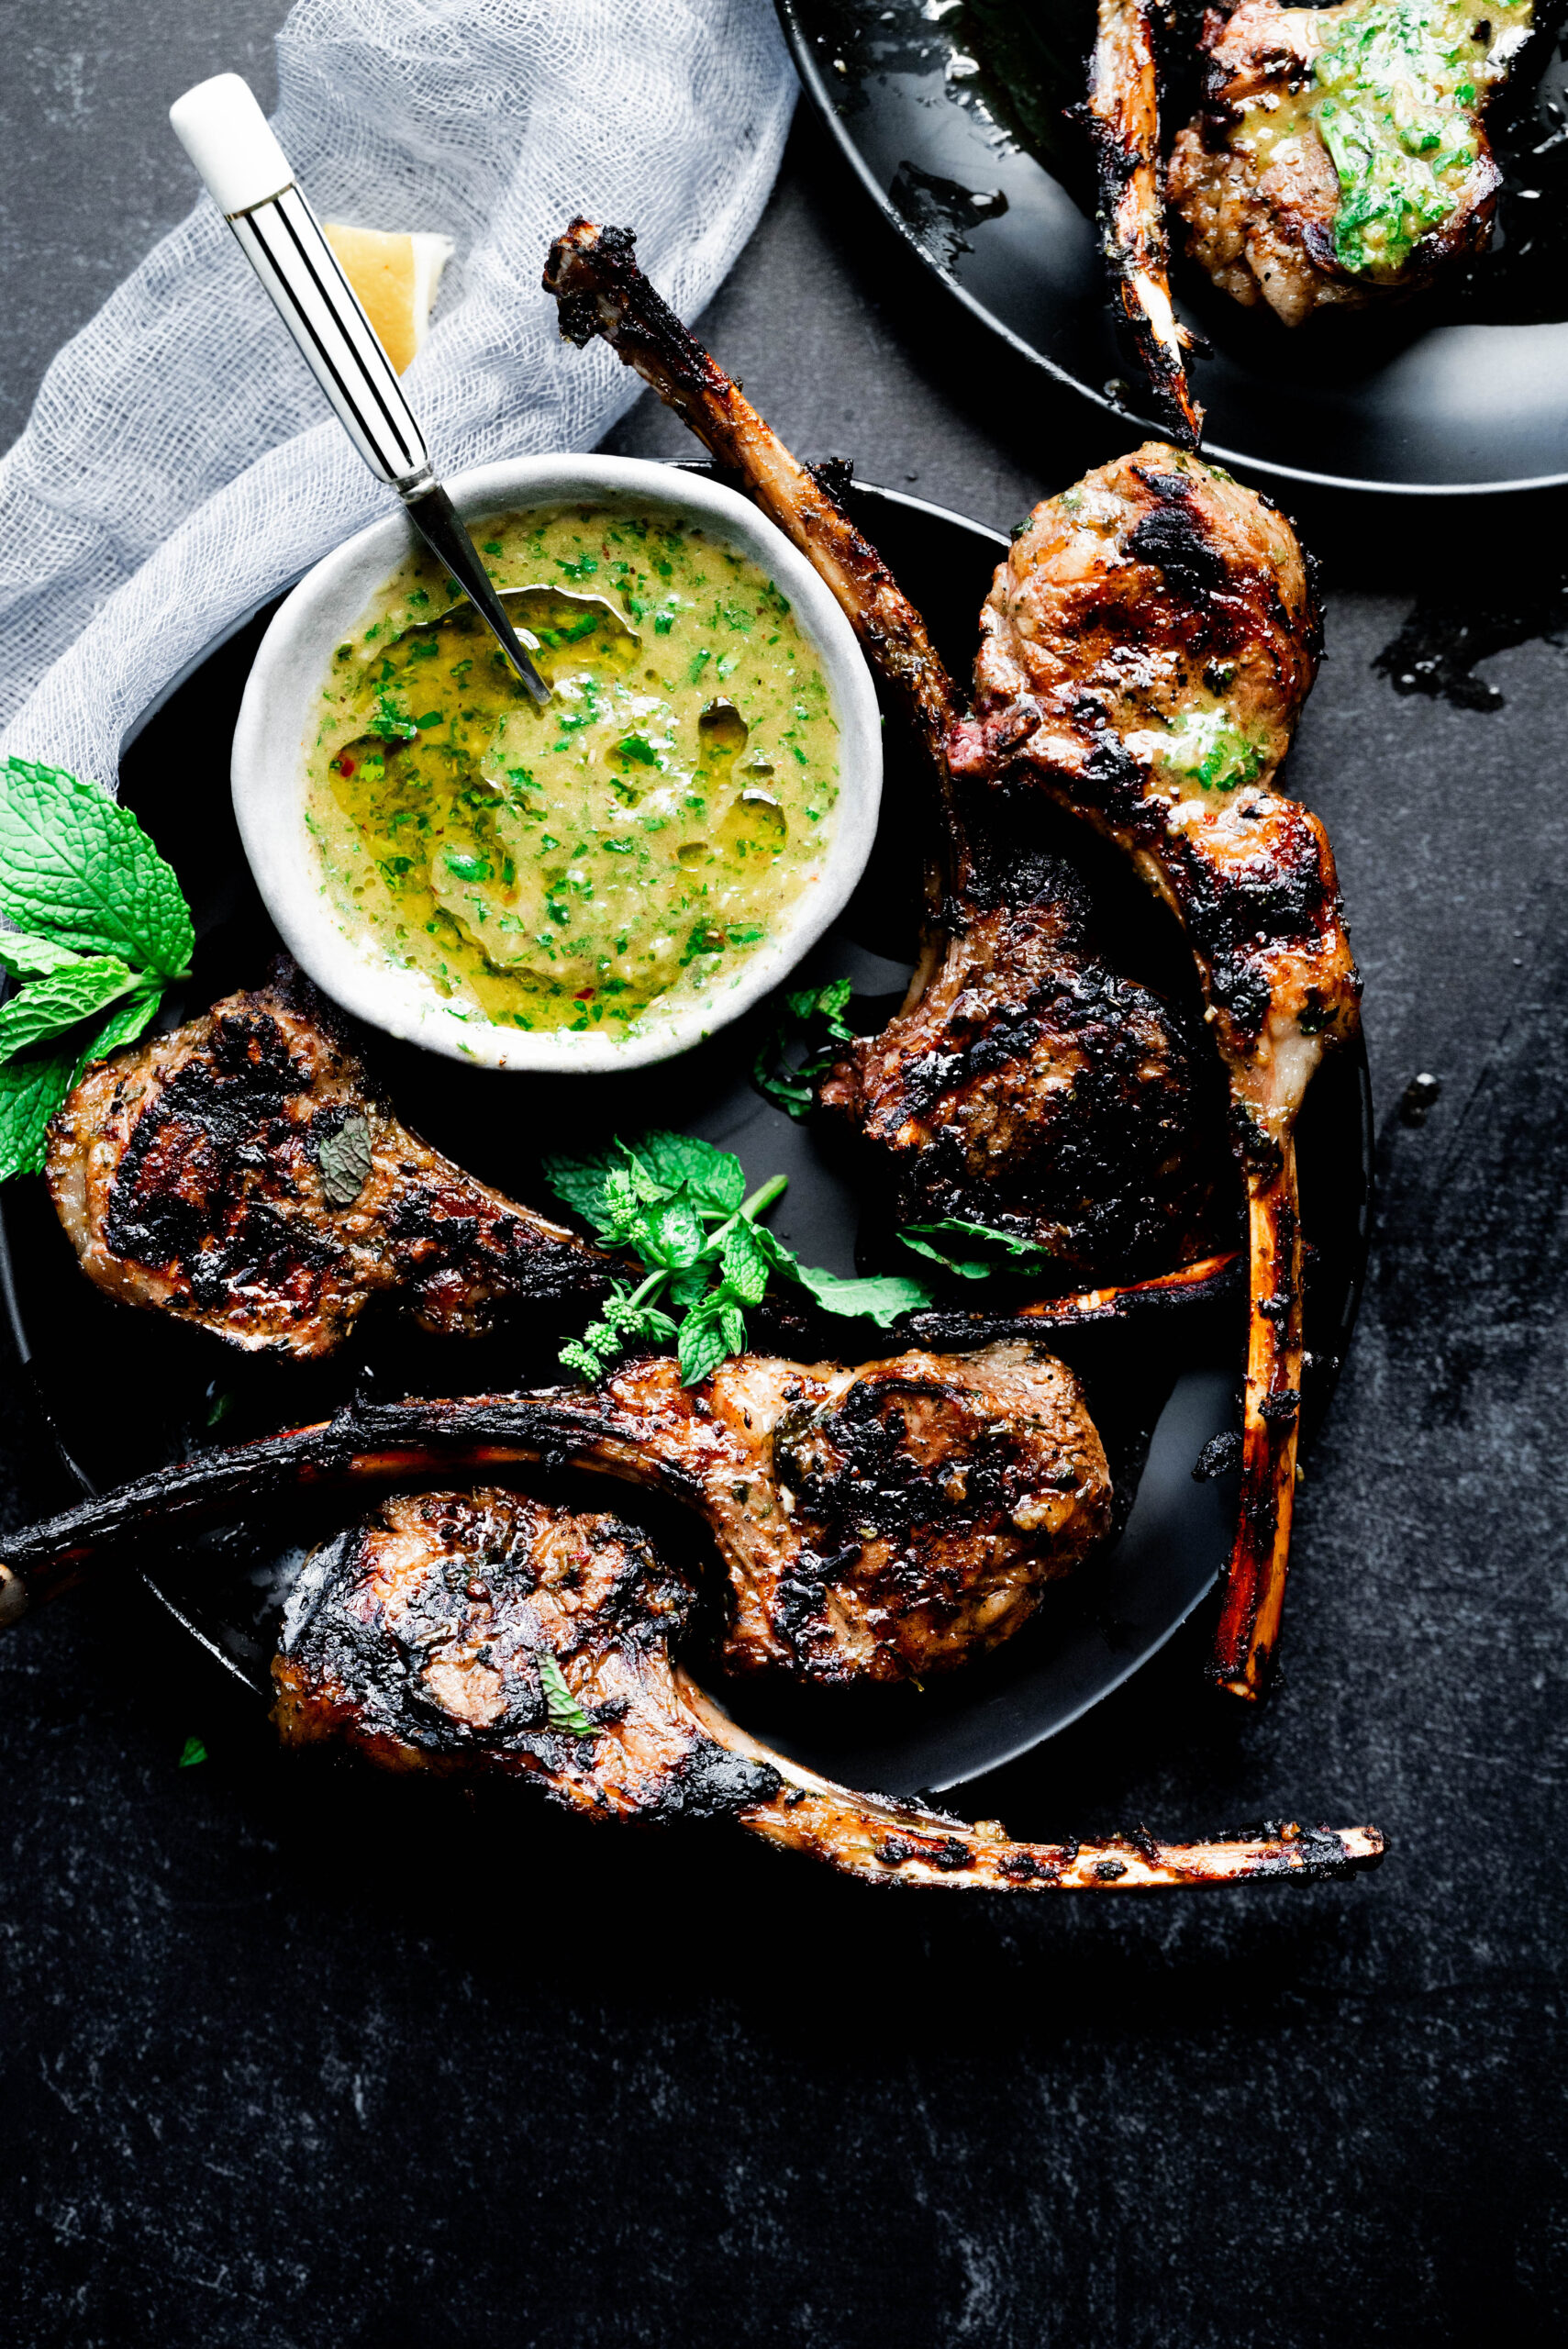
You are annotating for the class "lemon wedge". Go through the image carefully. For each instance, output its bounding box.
[323,223,453,373]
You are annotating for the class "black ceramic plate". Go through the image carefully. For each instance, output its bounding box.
[0,475,1370,1796]
[778,0,1568,495]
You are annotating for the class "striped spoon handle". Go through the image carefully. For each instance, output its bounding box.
[169,73,549,702]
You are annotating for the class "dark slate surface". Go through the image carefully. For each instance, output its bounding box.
[3,10,1565,2343]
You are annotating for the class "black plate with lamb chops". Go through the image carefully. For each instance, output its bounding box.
[777,0,1568,494]
[0,469,1371,1799]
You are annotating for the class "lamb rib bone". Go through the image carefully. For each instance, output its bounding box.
[545,217,1228,1298]
[543,221,1357,1698]
[1088,0,1204,445]
[272,1483,1384,1894]
[0,1346,1115,1689]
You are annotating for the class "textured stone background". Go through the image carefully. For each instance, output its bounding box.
[2,7,1564,2343]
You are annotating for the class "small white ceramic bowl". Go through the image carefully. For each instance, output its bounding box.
[231,453,883,1073]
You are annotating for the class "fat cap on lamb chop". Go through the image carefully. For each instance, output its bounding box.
[269,1482,1384,1895]
[541,219,1359,1702]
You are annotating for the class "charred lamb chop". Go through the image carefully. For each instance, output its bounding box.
[542,222,1359,1701]
[1169,1,1535,326]
[1088,0,1205,443]
[271,1484,1384,1894]
[544,219,1228,1298]
[45,960,607,1359]
[0,1346,1112,1687]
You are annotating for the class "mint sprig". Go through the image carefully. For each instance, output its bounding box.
[543,1129,931,1386]
[0,757,195,1182]
[752,976,858,1119]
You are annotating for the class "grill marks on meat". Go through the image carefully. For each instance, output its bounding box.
[951,449,1349,1144]
[274,1488,773,1822]
[272,1485,1384,1894]
[1088,0,1204,442]
[817,856,1225,1286]
[544,219,1222,1288]
[1169,2,1527,327]
[948,443,1358,1698]
[45,961,606,1358]
[0,1348,1111,1688]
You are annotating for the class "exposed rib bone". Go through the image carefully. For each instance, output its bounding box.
[1088,0,1204,446]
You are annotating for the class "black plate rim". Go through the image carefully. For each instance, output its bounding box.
[0,471,1373,1789]
[774,0,1568,501]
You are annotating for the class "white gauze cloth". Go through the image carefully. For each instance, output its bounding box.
[0,0,795,790]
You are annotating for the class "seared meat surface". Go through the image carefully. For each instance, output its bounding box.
[948,440,1357,1696]
[817,854,1225,1284]
[45,959,606,1359]
[1170,1,1534,326]
[951,444,1351,1137]
[545,219,1223,1290]
[574,1343,1111,1684]
[0,1348,1111,1687]
[274,1488,769,1820]
[544,223,1358,1696]
[270,1483,1384,1892]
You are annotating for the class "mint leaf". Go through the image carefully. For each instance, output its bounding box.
[541,1149,619,1228]
[792,1266,932,1328]
[678,1292,743,1386]
[317,1114,373,1208]
[0,957,146,1063]
[538,1649,595,1738]
[639,1192,706,1269]
[901,1217,1062,1282]
[753,976,859,1119]
[719,1217,771,1305]
[177,1735,207,1768]
[896,1230,995,1281]
[0,759,194,977]
[635,1130,746,1214]
[0,930,86,981]
[74,987,163,1070]
[0,1050,76,1181]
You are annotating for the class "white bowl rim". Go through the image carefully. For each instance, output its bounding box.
[230,451,883,1074]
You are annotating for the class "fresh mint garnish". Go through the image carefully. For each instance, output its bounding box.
[543,1129,932,1386]
[317,1113,374,1208]
[0,757,196,1182]
[898,1215,1064,1283]
[538,1649,595,1739]
[752,976,858,1119]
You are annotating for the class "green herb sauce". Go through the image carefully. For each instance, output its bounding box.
[1314,2,1528,276]
[1222,2,1530,282]
[305,507,840,1037]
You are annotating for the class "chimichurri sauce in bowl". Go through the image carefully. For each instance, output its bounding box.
[233,455,880,1073]
[306,507,840,1040]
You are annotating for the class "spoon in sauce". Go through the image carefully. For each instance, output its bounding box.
[169,72,551,707]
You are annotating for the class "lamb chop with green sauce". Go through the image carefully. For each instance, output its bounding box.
[1170,1,1537,324]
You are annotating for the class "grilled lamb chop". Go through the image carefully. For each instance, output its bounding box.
[948,446,1357,1698]
[542,224,1358,1700]
[1169,1,1535,326]
[44,960,608,1359]
[544,218,1227,1297]
[272,1483,1384,1893]
[0,1347,1112,1687]
[1088,0,1204,442]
